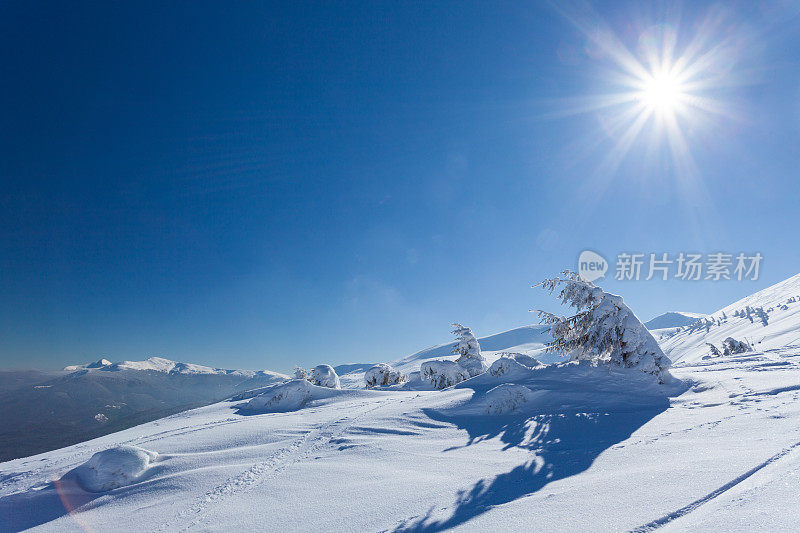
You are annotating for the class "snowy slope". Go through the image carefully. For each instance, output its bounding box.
[660,273,800,363]
[4,347,800,532]
[5,277,800,531]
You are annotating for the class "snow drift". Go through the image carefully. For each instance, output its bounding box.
[72,445,158,492]
[488,353,541,379]
[244,379,344,412]
[483,383,537,415]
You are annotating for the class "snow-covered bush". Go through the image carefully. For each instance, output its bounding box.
[484,384,536,415]
[364,363,406,388]
[536,270,671,381]
[722,337,751,355]
[706,343,721,357]
[310,364,341,389]
[451,323,487,377]
[73,445,158,492]
[488,353,541,378]
[421,360,470,390]
[293,366,309,380]
[246,379,316,411]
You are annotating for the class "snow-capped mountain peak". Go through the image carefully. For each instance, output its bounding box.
[644,311,707,330]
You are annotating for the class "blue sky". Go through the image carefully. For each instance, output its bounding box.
[2,1,800,372]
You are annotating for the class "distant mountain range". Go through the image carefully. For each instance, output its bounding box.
[0,358,286,462]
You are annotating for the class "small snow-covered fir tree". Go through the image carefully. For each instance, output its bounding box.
[451,323,487,377]
[706,343,721,357]
[755,307,769,326]
[535,270,671,381]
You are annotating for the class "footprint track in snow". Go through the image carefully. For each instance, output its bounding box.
[158,396,410,532]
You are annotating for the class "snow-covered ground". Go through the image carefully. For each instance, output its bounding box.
[3,275,800,532]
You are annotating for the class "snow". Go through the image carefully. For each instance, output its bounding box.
[70,446,158,492]
[333,324,558,390]
[244,379,342,412]
[108,357,253,376]
[63,356,282,378]
[481,384,537,415]
[63,358,111,371]
[487,353,542,379]
[661,272,800,364]
[4,273,800,532]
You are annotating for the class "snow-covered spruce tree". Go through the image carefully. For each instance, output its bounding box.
[535,270,671,381]
[451,323,487,377]
[706,343,721,357]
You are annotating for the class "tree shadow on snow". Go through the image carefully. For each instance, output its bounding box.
[395,391,673,532]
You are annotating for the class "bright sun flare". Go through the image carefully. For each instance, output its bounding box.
[639,71,685,113]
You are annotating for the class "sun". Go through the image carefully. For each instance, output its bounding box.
[639,70,685,114]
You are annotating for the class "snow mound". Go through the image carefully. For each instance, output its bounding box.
[420,360,470,390]
[364,363,406,388]
[72,445,158,492]
[456,356,488,378]
[483,384,537,415]
[310,364,341,389]
[488,356,539,379]
[244,379,343,412]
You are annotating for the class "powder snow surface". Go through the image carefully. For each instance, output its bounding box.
[4,275,800,531]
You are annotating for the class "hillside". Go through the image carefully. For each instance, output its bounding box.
[660,273,800,364]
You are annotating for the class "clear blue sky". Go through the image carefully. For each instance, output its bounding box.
[2,1,799,372]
